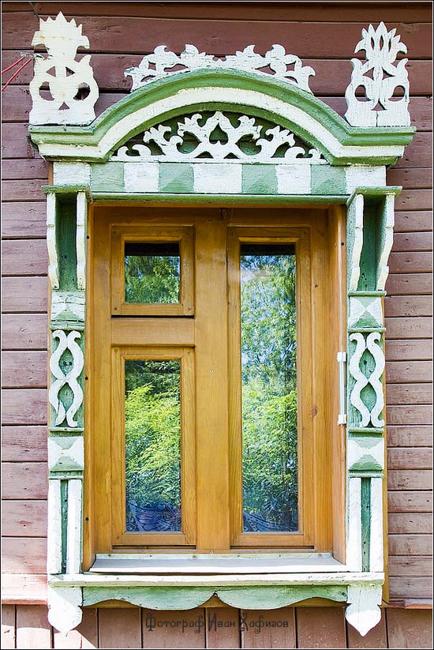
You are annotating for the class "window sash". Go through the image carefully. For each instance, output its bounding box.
[88,207,343,558]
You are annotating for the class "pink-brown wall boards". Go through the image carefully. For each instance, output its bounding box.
[1,2,432,648]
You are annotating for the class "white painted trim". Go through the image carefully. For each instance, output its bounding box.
[377,193,395,290]
[53,162,91,185]
[90,553,348,574]
[347,477,362,572]
[50,572,384,588]
[346,583,382,637]
[276,164,311,194]
[369,478,384,573]
[47,480,62,574]
[46,192,59,289]
[345,165,386,194]
[66,479,82,574]
[35,87,406,161]
[124,162,159,192]
[76,192,87,290]
[47,585,83,633]
[347,437,384,471]
[348,193,364,292]
[193,162,242,193]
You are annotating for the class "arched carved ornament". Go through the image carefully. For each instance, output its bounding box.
[27,13,414,636]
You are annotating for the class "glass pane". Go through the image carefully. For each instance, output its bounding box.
[125,359,181,532]
[240,243,298,533]
[124,242,180,304]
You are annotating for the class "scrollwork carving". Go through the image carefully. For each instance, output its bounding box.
[49,330,84,428]
[112,111,324,164]
[126,44,314,92]
[349,332,385,428]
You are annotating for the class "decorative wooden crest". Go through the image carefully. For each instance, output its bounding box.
[29,12,99,125]
[112,111,325,163]
[345,22,410,127]
[125,44,315,92]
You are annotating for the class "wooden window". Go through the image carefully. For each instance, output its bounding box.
[86,206,345,562]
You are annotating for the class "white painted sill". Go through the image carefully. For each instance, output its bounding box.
[90,552,348,574]
[48,553,384,587]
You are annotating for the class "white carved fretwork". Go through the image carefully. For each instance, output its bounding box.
[49,330,84,428]
[349,332,385,428]
[126,44,315,92]
[30,12,98,125]
[346,584,382,637]
[345,22,410,127]
[112,111,324,164]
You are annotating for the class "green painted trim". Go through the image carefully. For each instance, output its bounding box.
[217,585,347,610]
[361,478,371,572]
[346,186,401,205]
[50,471,84,480]
[82,585,348,610]
[50,322,85,331]
[348,327,386,333]
[92,192,348,205]
[29,70,414,164]
[43,184,91,196]
[50,428,85,434]
[348,291,386,297]
[242,164,278,194]
[60,480,68,574]
[349,470,383,478]
[311,166,346,195]
[159,163,194,193]
[349,429,384,436]
[91,163,124,192]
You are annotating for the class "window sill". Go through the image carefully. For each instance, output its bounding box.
[47,557,384,635]
[89,552,349,575]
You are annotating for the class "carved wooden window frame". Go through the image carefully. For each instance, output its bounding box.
[27,12,415,637]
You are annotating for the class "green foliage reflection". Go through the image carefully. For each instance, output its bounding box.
[125,360,181,532]
[124,242,180,304]
[241,249,298,532]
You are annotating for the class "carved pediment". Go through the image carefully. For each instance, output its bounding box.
[111,111,325,164]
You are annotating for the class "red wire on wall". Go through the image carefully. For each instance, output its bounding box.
[1,55,33,92]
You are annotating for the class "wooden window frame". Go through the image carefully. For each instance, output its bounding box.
[111,225,195,317]
[112,346,196,547]
[228,226,314,548]
[86,206,345,561]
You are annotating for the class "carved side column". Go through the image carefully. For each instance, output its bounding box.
[46,187,88,631]
[344,188,397,635]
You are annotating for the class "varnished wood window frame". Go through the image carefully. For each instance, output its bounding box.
[111,225,195,317]
[112,346,196,547]
[85,205,345,564]
[228,226,313,547]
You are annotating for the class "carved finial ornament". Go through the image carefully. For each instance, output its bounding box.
[30,12,98,125]
[125,44,315,92]
[345,22,410,127]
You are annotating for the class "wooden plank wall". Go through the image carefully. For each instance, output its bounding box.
[1,605,433,649]
[1,1,432,646]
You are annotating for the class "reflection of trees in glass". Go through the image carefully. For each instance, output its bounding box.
[122,244,298,535]
[125,243,180,304]
[241,251,298,532]
[125,360,181,532]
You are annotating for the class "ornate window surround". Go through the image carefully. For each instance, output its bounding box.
[28,13,415,637]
